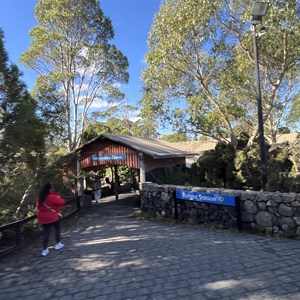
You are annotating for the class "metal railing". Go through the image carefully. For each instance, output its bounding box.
[0,196,80,258]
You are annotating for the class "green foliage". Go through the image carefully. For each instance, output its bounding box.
[161,132,190,142]
[289,134,300,175]
[81,103,159,144]
[136,91,161,139]
[0,28,47,223]
[117,166,131,184]
[266,144,294,192]
[33,81,66,144]
[160,166,190,186]
[81,117,140,144]
[0,29,77,223]
[189,162,206,186]
[105,117,136,136]
[195,142,241,189]
[287,92,300,129]
[192,135,296,192]
[234,147,262,190]
[234,141,294,191]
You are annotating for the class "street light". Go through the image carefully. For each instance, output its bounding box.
[251,2,269,23]
[251,1,269,190]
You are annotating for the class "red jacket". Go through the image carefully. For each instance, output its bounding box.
[37,192,65,224]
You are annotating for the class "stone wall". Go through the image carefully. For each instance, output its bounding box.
[140,182,300,238]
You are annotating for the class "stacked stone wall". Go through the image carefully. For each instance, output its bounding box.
[140,183,300,238]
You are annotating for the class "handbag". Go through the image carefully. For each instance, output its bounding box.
[43,202,62,218]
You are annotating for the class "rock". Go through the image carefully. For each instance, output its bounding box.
[282,194,296,204]
[293,217,300,225]
[258,202,266,210]
[243,200,258,214]
[279,217,297,232]
[278,203,294,217]
[256,211,273,227]
[266,199,277,207]
[271,194,282,203]
[241,212,255,223]
[267,206,278,214]
[161,192,169,202]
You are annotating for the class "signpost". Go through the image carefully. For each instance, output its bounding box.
[174,190,242,230]
[90,154,126,162]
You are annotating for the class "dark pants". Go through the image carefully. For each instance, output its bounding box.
[42,220,61,249]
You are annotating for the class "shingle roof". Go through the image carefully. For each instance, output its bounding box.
[169,140,218,153]
[77,134,197,159]
[267,133,299,144]
[171,133,300,153]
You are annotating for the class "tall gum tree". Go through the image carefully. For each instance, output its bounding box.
[20,0,129,152]
[141,0,300,150]
[218,0,300,149]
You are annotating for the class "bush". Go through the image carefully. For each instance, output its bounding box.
[192,137,297,192]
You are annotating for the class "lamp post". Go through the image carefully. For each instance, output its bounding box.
[251,1,269,190]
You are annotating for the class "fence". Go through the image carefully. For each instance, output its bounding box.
[140,182,300,237]
[0,196,80,258]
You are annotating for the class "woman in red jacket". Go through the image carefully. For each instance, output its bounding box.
[37,182,65,257]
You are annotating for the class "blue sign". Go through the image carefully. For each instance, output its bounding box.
[175,190,236,207]
[90,154,126,161]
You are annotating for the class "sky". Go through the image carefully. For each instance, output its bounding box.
[0,0,162,107]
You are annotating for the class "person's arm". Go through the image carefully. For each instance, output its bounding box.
[56,195,66,206]
[49,193,65,207]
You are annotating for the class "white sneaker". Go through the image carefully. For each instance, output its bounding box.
[54,242,64,250]
[41,248,49,256]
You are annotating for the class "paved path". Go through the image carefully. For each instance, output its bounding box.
[0,193,300,300]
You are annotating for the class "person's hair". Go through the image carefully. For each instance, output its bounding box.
[39,183,52,203]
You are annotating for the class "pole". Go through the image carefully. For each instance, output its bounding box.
[139,152,146,183]
[252,24,267,189]
[76,153,84,197]
[114,165,119,201]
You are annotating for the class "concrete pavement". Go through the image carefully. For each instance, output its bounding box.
[0,193,300,300]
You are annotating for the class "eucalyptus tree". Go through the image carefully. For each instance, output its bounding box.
[161,132,190,142]
[33,82,67,145]
[20,0,129,152]
[141,0,300,149]
[287,91,300,130]
[220,0,300,148]
[81,104,155,143]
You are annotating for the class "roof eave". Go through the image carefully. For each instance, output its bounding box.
[151,153,198,159]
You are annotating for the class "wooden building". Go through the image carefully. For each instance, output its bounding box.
[76,133,196,184]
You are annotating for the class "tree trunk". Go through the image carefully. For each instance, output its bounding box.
[15,184,34,217]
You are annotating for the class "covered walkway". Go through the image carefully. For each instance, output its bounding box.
[0,193,300,300]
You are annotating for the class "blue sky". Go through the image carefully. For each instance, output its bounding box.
[0,0,162,107]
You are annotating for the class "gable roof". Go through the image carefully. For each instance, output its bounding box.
[76,134,197,159]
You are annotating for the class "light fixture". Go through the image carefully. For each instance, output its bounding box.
[251,2,269,22]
